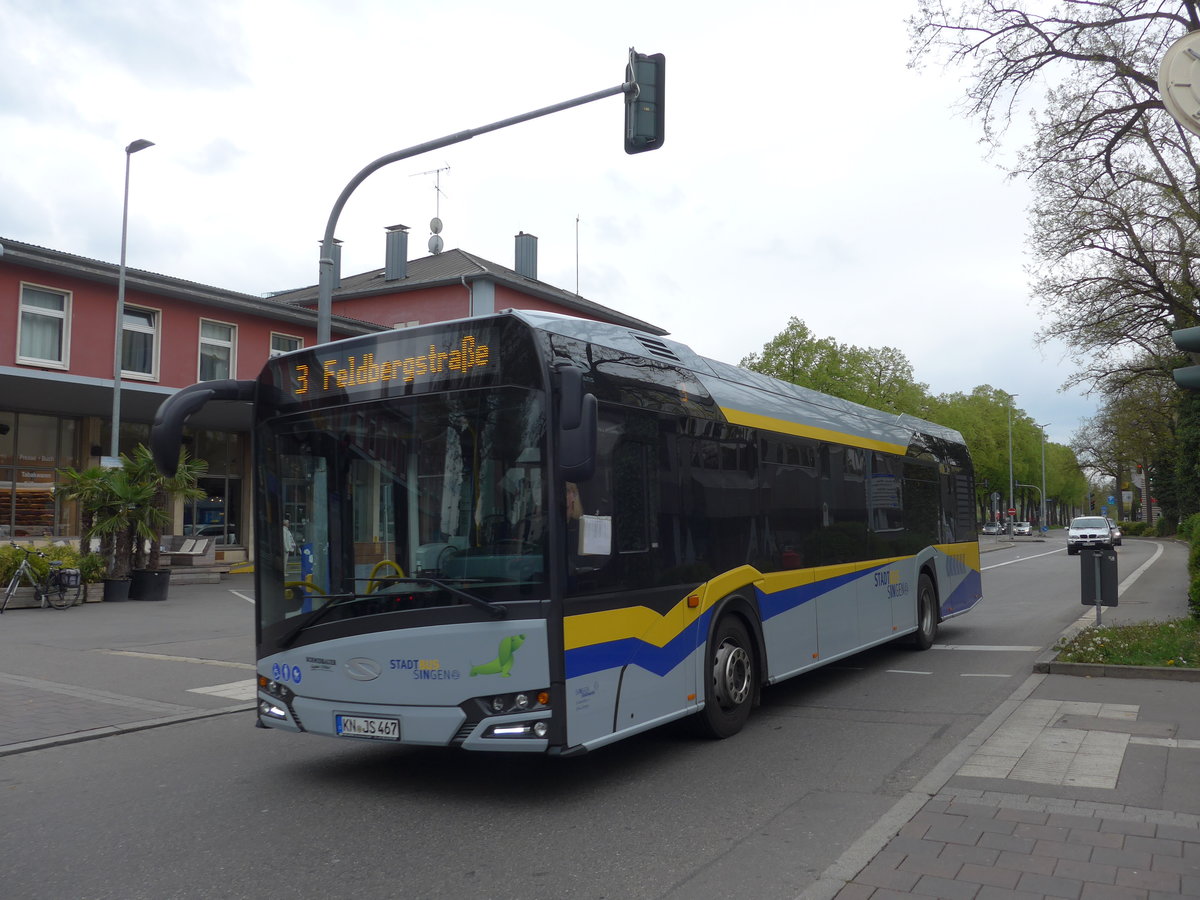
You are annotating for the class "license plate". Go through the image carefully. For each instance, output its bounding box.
[335,714,400,740]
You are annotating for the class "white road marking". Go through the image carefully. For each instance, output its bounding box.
[886,669,932,675]
[231,589,255,604]
[981,547,1065,570]
[96,649,254,670]
[188,680,258,701]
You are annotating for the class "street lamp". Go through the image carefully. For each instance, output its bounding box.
[1036,423,1050,532]
[110,138,155,461]
[1004,392,1018,537]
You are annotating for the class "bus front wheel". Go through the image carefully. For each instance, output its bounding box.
[694,615,757,739]
[912,573,938,651]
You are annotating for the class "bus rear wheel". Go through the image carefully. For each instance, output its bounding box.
[912,573,937,651]
[694,615,756,739]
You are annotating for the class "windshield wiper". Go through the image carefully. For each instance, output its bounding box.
[381,577,508,620]
[276,578,508,649]
[277,592,368,648]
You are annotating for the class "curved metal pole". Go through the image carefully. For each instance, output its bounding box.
[316,83,630,343]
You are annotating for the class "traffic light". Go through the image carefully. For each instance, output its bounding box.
[625,50,665,154]
[1172,326,1200,390]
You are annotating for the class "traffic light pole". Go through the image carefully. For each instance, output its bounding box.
[313,49,665,344]
[314,83,627,343]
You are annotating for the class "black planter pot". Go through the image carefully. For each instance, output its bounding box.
[102,578,132,602]
[130,568,171,602]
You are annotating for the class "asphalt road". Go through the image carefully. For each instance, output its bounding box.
[0,534,1187,900]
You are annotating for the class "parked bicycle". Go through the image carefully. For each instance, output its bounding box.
[1,543,82,613]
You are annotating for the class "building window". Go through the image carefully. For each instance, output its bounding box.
[121,305,159,379]
[199,320,236,381]
[270,333,302,357]
[17,285,70,368]
[0,412,80,539]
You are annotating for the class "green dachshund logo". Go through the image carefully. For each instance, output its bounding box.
[470,634,526,677]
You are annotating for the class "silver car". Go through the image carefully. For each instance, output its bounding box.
[1066,516,1115,555]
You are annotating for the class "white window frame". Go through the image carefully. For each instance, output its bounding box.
[16,283,71,369]
[120,303,161,381]
[269,332,303,358]
[198,318,237,382]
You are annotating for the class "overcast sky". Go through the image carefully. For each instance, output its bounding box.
[1,0,1090,446]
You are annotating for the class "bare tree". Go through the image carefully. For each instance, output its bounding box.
[909,2,1200,391]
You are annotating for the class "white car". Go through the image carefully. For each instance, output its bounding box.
[1066,516,1115,555]
[1013,521,1033,536]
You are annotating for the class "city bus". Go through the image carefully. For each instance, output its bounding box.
[151,309,982,755]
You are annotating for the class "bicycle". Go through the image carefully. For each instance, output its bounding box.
[1,543,82,613]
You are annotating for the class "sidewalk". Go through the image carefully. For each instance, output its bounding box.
[0,573,257,756]
[806,538,1200,900]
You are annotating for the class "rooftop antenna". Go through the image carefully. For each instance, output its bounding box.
[411,164,450,254]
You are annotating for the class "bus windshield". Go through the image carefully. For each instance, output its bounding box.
[256,386,548,640]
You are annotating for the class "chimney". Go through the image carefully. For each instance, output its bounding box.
[514,232,537,279]
[385,224,409,281]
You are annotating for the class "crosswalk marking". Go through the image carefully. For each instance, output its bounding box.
[188,681,258,701]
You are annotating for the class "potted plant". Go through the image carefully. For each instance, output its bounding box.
[124,445,206,601]
[59,445,207,602]
[84,465,153,601]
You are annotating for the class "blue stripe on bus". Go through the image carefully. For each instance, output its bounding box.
[755,569,859,622]
[942,568,983,617]
[564,570,857,680]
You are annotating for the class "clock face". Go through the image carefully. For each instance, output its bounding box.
[1159,31,1200,138]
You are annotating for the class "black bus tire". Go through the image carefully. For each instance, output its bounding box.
[912,573,938,651]
[694,614,757,739]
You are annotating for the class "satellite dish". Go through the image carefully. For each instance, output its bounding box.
[428,234,444,254]
[430,217,443,235]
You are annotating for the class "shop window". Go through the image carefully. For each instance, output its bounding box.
[0,413,81,538]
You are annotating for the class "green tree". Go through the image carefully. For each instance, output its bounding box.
[739,316,930,414]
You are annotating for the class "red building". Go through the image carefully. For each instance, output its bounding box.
[0,230,663,559]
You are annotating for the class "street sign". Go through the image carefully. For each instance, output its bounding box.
[1008,508,1016,515]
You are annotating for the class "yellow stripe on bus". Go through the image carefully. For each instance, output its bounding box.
[563,549,981,652]
[719,407,908,456]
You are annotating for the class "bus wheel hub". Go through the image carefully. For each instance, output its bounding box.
[714,641,750,708]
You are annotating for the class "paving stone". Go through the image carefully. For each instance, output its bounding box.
[1115,867,1179,893]
[957,862,1022,889]
[911,874,979,899]
[1016,869,1085,898]
[1123,836,1182,858]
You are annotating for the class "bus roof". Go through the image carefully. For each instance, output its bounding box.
[504,309,967,456]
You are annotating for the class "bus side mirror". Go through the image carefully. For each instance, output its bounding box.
[554,362,596,481]
[560,393,597,482]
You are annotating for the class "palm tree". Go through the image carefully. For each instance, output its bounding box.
[86,466,156,581]
[56,465,112,557]
[124,445,207,570]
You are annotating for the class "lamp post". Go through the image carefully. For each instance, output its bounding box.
[1036,423,1050,532]
[1004,392,1018,537]
[110,139,154,461]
